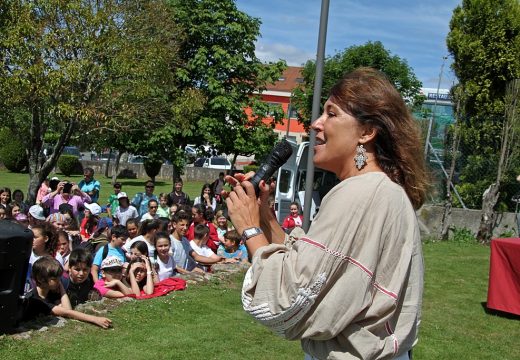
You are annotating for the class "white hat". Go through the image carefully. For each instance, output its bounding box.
[28,205,46,221]
[51,177,59,181]
[117,192,128,200]
[100,256,124,269]
[84,202,102,216]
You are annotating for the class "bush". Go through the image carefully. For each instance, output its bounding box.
[450,227,476,244]
[144,158,163,181]
[243,165,259,174]
[57,155,83,176]
[0,141,28,172]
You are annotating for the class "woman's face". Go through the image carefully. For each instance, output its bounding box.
[50,219,67,230]
[290,205,299,216]
[133,263,147,282]
[203,187,211,195]
[32,228,48,254]
[217,216,227,227]
[156,238,170,256]
[11,206,21,217]
[14,192,23,202]
[127,223,138,239]
[311,98,365,179]
[57,235,70,255]
[0,191,10,204]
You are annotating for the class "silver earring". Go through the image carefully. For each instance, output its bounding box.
[354,144,367,170]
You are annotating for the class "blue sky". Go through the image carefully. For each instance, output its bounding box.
[235,0,461,88]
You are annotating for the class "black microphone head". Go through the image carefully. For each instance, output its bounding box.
[269,139,293,167]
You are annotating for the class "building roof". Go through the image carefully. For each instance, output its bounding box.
[266,66,304,93]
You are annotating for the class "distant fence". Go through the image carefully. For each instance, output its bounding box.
[80,160,225,183]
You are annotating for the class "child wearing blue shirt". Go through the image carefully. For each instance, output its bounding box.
[217,230,248,263]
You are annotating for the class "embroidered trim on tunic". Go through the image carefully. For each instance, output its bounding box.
[385,321,399,355]
[242,267,327,337]
[299,237,398,301]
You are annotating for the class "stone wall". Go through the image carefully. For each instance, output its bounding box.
[417,204,519,239]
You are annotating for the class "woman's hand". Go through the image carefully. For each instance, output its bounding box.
[141,256,152,270]
[225,176,261,235]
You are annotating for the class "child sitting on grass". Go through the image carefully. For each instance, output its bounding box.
[126,256,155,296]
[154,232,177,281]
[217,230,248,263]
[190,224,222,272]
[66,248,99,308]
[22,256,112,328]
[93,256,133,298]
[91,225,128,280]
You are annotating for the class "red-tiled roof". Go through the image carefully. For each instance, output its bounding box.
[266,66,304,92]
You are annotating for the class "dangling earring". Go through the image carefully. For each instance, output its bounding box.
[354,144,368,170]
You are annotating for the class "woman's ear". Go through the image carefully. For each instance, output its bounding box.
[359,125,378,144]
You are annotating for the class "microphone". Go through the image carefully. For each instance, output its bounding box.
[249,139,293,196]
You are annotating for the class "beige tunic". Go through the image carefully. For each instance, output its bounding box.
[242,172,423,359]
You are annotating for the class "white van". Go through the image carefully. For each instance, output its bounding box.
[202,156,232,170]
[275,140,339,224]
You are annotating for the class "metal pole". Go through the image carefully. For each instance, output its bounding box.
[285,100,292,138]
[303,0,329,231]
[424,56,447,160]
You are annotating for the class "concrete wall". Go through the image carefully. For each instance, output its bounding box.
[417,204,519,239]
[80,160,225,183]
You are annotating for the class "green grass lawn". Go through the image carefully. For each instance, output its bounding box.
[0,169,206,204]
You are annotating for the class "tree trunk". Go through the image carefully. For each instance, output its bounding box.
[104,148,113,178]
[441,95,462,240]
[440,193,452,241]
[26,108,75,205]
[111,151,123,185]
[476,183,500,244]
[231,153,238,172]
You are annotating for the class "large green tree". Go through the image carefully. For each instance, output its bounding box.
[0,0,190,203]
[447,0,520,242]
[292,41,423,129]
[165,0,286,173]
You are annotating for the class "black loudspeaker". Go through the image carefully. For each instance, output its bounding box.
[0,221,33,334]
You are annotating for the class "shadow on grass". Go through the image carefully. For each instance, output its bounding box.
[481,302,520,320]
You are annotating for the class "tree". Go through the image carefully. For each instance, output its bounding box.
[292,41,423,129]
[0,0,190,203]
[447,0,520,242]
[164,0,286,176]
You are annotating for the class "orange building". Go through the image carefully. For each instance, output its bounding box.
[258,66,308,144]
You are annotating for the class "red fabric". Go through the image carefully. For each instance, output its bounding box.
[487,238,520,315]
[126,277,187,300]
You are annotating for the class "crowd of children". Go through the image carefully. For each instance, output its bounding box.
[0,175,257,329]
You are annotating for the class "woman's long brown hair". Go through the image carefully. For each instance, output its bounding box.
[329,67,429,209]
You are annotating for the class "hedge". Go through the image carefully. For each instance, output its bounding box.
[0,137,29,173]
[57,155,83,176]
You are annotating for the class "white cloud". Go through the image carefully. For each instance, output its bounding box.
[255,42,314,66]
